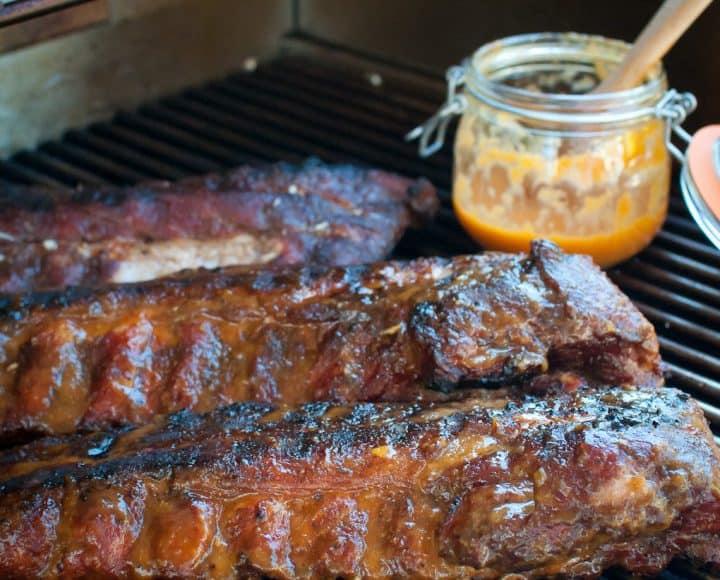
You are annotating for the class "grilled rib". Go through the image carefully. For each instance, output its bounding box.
[0,159,438,292]
[0,386,717,578]
[0,240,661,443]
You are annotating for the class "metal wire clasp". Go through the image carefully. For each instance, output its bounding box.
[405,64,467,157]
[654,89,697,162]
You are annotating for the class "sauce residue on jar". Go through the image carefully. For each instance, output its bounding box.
[453,68,670,267]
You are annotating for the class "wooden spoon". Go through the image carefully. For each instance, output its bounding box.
[594,0,714,93]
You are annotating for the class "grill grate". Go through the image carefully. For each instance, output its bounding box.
[2,50,720,407]
[0,46,719,579]
[1,51,719,430]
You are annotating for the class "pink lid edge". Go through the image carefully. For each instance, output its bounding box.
[687,125,720,221]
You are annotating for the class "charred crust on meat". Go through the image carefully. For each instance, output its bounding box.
[0,160,439,293]
[0,387,716,578]
[0,246,662,442]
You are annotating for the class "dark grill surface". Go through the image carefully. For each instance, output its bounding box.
[0,47,718,578]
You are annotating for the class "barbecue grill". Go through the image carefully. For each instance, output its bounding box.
[0,21,719,580]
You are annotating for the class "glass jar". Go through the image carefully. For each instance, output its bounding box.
[409,33,696,267]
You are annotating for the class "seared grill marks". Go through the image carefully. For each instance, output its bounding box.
[0,386,717,578]
[0,241,661,442]
[0,159,438,292]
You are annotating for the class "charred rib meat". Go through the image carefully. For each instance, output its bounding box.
[0,240,661,441]
[0,159,438,292]
[0,386,717,578]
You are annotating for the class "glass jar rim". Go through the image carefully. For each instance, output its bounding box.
[466,32,668,121]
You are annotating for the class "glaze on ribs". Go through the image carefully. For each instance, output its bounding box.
[0,159,438,293]
[0,240,661,442]
[0,386,717,578]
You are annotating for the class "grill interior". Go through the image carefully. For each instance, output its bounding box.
[0,42,718,578]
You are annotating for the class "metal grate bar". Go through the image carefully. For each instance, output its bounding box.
[660,336,720,379]
[625,260,718,305]
[170,91,346,163]
[39,141,151,185]
[664,214,708,241]
[610,272,720,327]
[643,246,720,283]
[186,85,446,181]
[665,362,720,405]
[115,111,246,168]
[0,159,70,188]
[64,130,188,180]
[140,104,268,163]
[233,66,447,155]
[91,123,220,176]
[698,400,720,431]
[12,150,107,186]
[215,76,450,172]
[657,230,720,264]
[636,301,720,352]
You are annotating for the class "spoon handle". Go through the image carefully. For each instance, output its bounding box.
[594,0,713,93]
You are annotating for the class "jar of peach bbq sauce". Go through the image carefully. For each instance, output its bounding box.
[408,33,696,267]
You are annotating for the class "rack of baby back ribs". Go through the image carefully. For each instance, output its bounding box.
[0,155,716,580]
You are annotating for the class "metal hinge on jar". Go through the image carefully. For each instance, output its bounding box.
[654,89,697,161]
[405,64,467,157]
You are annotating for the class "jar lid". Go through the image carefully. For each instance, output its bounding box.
[680,125,720,249]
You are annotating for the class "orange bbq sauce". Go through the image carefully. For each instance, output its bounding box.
[453,106,670,268]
